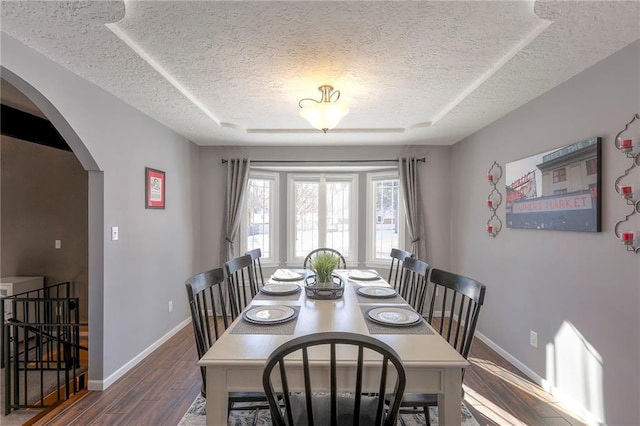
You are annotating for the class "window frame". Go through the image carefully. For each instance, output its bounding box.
[365,170,406,268]
[240,171,279,267]
[552,168,567,183]
[286,173,359,266]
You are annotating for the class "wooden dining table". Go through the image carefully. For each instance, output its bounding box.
[198,269,468,426]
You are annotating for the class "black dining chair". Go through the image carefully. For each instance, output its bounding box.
[225,254,260,319]
[262,332,406,426]
[185,268,268,417]
[399,268,486,424]
[303,248,347,270]
[388,248,413,288]
[246,248,266,288]
[396,257,430,313]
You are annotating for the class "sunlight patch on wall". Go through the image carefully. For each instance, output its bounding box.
[545,321,604,425]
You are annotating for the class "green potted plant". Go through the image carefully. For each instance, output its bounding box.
[309,253,340,285]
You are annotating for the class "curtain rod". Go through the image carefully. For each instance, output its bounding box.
[221,158,425,164]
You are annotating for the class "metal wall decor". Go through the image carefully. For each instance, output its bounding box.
[486,161,503,237]
[614,113,640,252]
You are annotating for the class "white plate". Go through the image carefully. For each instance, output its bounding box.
[367,307,422,326]
[261,283,301,296]
[271,269,304,282]
[243,305,297,324]
[348,270,381,281]
[356,286,397,298]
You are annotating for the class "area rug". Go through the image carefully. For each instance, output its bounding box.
[178,394,479,426]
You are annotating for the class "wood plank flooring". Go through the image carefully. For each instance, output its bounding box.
[30,323,589,426]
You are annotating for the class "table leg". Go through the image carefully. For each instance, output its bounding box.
[438,367,462,426]
[206,366,228,426]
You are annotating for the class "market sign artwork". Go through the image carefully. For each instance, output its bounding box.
[505,137,601,232]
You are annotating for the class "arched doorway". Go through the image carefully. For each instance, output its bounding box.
[2,66,105,388]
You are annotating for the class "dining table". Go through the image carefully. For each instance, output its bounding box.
[198,269,469,426]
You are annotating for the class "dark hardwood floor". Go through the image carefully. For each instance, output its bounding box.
[31,323,588,426]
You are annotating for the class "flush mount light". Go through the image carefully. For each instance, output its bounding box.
[298,85,349,133]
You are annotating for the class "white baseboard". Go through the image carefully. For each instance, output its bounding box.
[87,317,192,391]
[474,329,544,383]
[474,330,602,425]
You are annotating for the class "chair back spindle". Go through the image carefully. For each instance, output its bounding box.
[397,257,430,313]
[246,248,266,289]
[225,254,258,319]
[263,332,406,426]
[303,248,347,270]
[387,248,413,289]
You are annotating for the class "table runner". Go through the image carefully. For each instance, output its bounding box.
[231,305,301,335]
[253,289,303,301]
[353,285,406,304]
[360,305,434,335]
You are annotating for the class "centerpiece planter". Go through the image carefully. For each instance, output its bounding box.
[305,253,344,299]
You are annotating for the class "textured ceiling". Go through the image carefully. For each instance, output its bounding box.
[1,1,639,146]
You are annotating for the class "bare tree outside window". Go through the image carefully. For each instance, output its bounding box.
[246,178,271,257]
[294,181,319,256]
[374,179,400,258]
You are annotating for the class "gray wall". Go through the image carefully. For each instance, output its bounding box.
[1,34,201,386]
[198,145,452,277]
[1,136,89,320]
[450,41,640,425]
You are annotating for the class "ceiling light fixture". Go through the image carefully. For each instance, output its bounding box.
[298,85,349,133]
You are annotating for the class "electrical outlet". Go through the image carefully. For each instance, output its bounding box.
[168,300,173,313]
[530,330,538,348]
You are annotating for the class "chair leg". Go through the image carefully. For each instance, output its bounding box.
[424,406,431,426]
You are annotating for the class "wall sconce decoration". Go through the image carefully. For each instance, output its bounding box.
[298,85,349,133]
[613,113,640,253]
[486,161,503,237]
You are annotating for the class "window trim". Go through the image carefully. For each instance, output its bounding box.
[552,168,567,183]
[365,171,405,268]
[286,173,359,266]
[240,171,279,267]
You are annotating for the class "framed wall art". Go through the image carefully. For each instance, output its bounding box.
[505,137,601,232]
[145,167,165,209]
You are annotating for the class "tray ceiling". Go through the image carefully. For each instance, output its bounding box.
[1,1,638,146]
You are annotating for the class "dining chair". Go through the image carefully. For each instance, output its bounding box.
[396,257,430,313]
[246,248,266,287]
[262,331,406,426]
[185,268,268,416]
[225,254,259,319]
[399,268,486,425]
[388,248,413,288]
[303,248,347,270]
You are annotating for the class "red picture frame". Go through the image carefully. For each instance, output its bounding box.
[145,167,165,209]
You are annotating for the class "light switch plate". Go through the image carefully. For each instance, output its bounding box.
[111,226,119,241]
[55,240,61,249]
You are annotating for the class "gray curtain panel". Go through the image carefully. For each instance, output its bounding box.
[223,158,251,263]
[399,157,426,260]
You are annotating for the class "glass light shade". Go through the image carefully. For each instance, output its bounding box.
[299,102,349,132]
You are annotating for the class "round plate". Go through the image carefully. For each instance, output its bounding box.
[348,270,381,281]
[243,305,297,324]
[356,286,397,298]
[367,307,422,326]
[261,283,301,296]
[271,269,304,282]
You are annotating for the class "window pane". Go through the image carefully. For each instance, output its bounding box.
[294,181,319,257]
[246,179,271,257]
[326,181,350,257]
[374,179,400,258]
